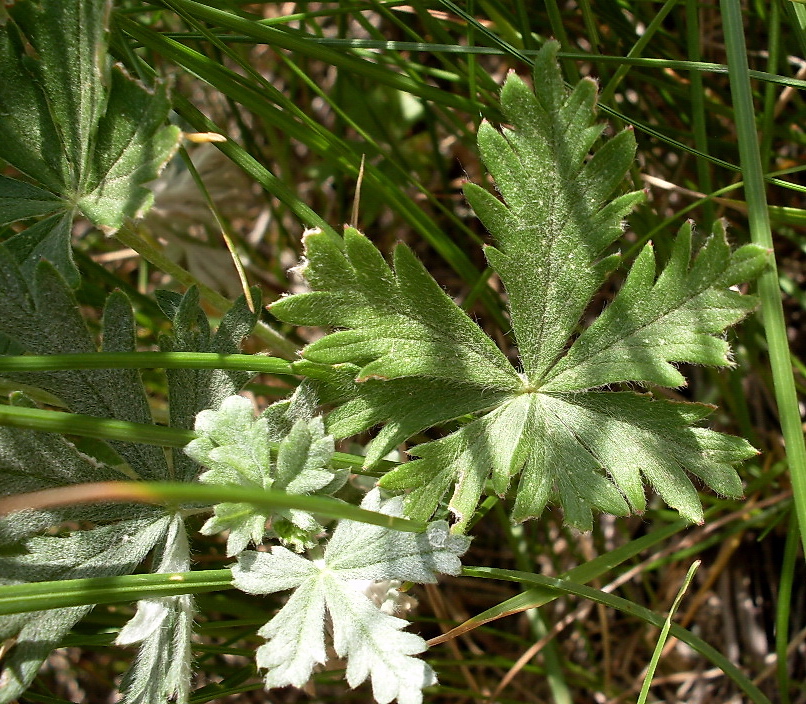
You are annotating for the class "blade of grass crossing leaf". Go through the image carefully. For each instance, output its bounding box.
[0,401,395,474]
[0,570,233,616]
[0,352,293,374]
[0,404,196,447]
[0,481,426,532]
[636,560,700,704]
[721,0,806,560]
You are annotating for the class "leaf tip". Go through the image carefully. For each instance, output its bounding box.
[183,131,227,144]
[302,227,324,243]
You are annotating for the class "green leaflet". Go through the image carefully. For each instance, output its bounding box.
[0,0,180,285]
[278,227,518,390]
[272,41,767,532]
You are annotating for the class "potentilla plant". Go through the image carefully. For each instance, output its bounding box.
[0,2,767,701]
[271,42,767,534]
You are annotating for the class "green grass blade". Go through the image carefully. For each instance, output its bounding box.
[0,481,426,532]
[721,0,806,559]
[636,560,700,704]
[0,402,396,474]
[0,352,293,374]
[502,512,571,704]
[686,0,715,224]
[429,518,689,645]
[0,404,195,446]
[154,0,486,115]
[462,565,771,704]
[776,512,799,704]
[598,0,678,105]
[0,570,233,616]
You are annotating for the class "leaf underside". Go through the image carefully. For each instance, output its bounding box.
[233,490,470,704]
[272,41,767,532]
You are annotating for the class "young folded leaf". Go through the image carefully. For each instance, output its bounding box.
[115,514,194,704]
[186,393,347,554]
[271,41,767,532]
[232,489,471,704]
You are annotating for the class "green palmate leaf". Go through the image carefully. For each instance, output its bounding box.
[232,489,470,704]
[0,0,180,284]
[186,393,347,554]
[272,230,521,468]
[272,41,767,532]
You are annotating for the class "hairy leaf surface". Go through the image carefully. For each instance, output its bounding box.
[272,41,766,531]
[186,393,346,554]
[0,0,180,284]
[232,489,470,704]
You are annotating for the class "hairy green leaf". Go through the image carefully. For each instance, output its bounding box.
[272,41,766,531]
[0,0,180,284]
[186,393,346,554]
